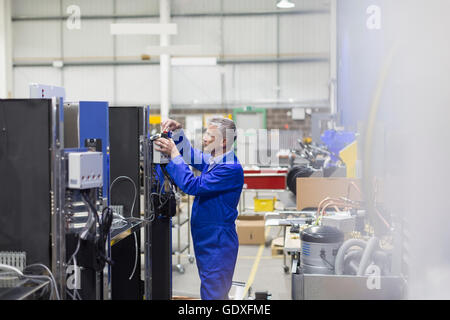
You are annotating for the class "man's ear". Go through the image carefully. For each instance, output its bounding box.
[222,138,227,149]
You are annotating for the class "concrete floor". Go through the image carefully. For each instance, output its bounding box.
[168,203,292,300]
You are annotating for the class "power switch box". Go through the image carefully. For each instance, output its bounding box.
[68,152,103,189]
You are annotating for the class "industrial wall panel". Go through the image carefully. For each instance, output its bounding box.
[11,0,61,17]
[172,0,221,14]
[13,67,62,98]
[64,66,114,102]
[223,16,277,56]
[115,0,159,15]
[114,18,160,58]
[171,17,221,55]
[115,65,160,105]
[13,21,61,60]
[223,0,276,12]
[63,19,114,59]
[224,63,277,102]
[290,0,331,11]
[279,62,329,101]
[172,66,222,104]
[61,0,114,15]
[279,13,330,55]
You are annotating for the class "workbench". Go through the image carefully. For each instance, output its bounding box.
[264,211,312,273]
[0,278,50,300]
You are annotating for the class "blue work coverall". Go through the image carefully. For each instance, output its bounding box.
[165,130,244,300]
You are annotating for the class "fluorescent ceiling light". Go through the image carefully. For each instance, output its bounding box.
[277,0,295,9]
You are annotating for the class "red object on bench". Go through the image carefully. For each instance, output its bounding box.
[243,169,288,190]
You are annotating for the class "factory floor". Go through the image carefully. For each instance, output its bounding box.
[140,199,292,300]
[170,226,292,300]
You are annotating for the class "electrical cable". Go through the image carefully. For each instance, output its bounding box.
[66,233,81,300]
[72,255,79,300]
[320,252,335,271]
[80,190,98,241]
[1,263,59,300]
[25,264,60,300]
[128,232,138,281]
[67,237,81,266]
[110,175,138,219]
[98,206,114,267]
[80,190,114,269]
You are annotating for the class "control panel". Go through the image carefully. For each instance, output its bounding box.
[68,152,103,189]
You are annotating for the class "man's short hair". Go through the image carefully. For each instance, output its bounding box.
[208,117,237,149]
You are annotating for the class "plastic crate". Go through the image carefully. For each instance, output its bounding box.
[254,198,276,212]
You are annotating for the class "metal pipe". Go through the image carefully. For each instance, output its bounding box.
[159,0,171,122]
[125,101,330,110]
[11,9,330,22]
[13,56,329,68]
[0,0,13,98]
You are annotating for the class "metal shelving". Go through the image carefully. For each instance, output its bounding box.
[172,194,194,274]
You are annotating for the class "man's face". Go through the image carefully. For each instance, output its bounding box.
[202,124,224,154]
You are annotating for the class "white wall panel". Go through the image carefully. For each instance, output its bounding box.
[279,62,329,101]
[115,65,160,104]
[224,64,277,102]
[223,0,275,12]
[13,67,62,98]
[223,16,276,56]
[115,0,158,15]
[114,18,160,58]
[291,0,331,10]
[172,66,222,104]
[171,17,220,55]
[61,0,113,15]
[63,66,114,102]
[12,0,61,17]
[13,21,61,59]
[279,14,330,54]
[172,0,220,14]
[63,19,114,58]
[11,0,332,106]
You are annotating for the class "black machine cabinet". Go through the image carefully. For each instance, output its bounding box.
[0,99,53,266]
[109,106,144,300]
[0,99,109,300]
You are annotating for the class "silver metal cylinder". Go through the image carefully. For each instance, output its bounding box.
[301,241,342,275]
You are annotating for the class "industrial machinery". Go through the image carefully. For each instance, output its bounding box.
[63,101,112,300]
[286,132,350,196]
[64,149,113,300]
[0,100,179,300]
[0,98,114,300]
[108,106,145,300]
[0,99,63,299]
[299,226,344,275]
[291,194,406,300]
[63,101,110,199]
[142,107,177,300]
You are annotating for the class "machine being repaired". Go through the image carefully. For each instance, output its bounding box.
[291,186,406,300]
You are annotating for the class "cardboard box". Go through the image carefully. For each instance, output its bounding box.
[296,178,362,211]
[236,215,265,245]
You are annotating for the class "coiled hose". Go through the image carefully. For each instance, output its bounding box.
[357,237,379,276]
[335,237,389,276]
[334,239,367,275]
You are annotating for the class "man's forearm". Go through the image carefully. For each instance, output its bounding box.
[172,129,206,167]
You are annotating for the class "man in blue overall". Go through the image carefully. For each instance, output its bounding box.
[154,117,243,300]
